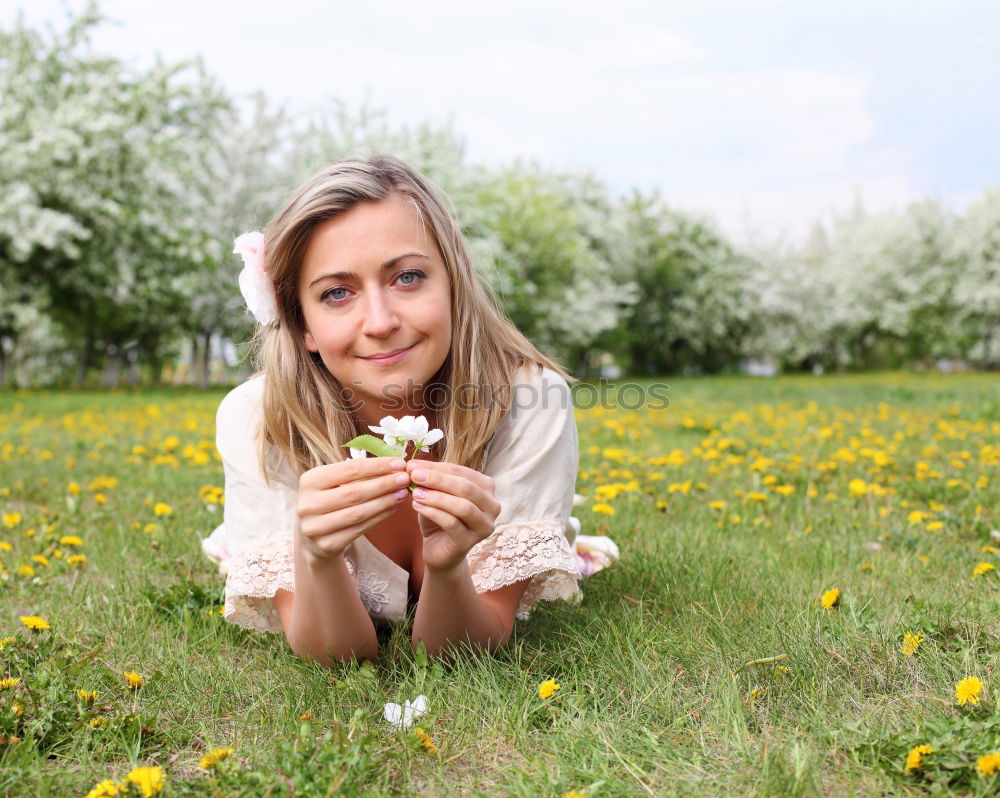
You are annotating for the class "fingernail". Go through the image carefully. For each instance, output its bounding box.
[394,472,410,486]
[394,489,408,501]
[391,459,405,470]
[413,488,427,500]
[413,469,427,482]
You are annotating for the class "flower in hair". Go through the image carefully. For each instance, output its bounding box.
[234,231,278,325]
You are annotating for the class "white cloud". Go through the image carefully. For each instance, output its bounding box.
[5,0,979,238]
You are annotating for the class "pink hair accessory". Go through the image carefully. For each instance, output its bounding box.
[234,231,278,325]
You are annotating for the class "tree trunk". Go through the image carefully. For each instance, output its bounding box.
[199,331,212,389]
[126,342,141,385]
[75,328,95,388]
[982,320,994,371]
[189,334,201,385]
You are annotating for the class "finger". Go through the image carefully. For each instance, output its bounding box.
[406,459,495,493]
[299,489,408,540]
[408,468,500,520]
[313,503,401,553]
[413,489,495,537]
[411,499,476,542]
[300,470,412,516]
[302,456,407,490]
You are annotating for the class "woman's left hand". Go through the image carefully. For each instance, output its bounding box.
[406,460,501,573]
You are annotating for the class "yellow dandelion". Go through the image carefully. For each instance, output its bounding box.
[17,564,34,577]
[902,631,924,657]
[88,717,108,729]
[820,588,840,609]
[19,615,49,630]
[591,503,615,516]
[977,752,1000,776]
[904,743,933,772]
[77,689,98,704]
[59,535,83,546]
[538,678,561,699]
[124,765,165,797]
[2,512,21,528]
[0,637,15,649]
[143,523,158,534]
[0,677,20,690]
[563,792,587,798]
[67,554,87,565]
[973,562,996,578]
[30,554,49,567]
[198,745,234,769]
[10,702,23,716]
[152,503,172,517]
[94,493,107,505]
[414,727,437,755]
[956,676,984,706]
[68,482,81,496]
[847,478,868,496]
[123,670,144,688]
[0,541,10,552]
[84,779,122,798]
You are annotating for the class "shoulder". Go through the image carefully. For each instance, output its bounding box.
[216,374,266,450]
[217,374,265,426]
[508,364,573,423]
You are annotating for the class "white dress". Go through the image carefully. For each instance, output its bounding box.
[203,365,604,634]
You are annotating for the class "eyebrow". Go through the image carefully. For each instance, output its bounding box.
[308,253,431,288]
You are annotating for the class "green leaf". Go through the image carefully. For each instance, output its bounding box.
[343,435,400,458]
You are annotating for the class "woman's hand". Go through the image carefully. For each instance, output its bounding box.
[297,457,410,560]
[406,461,501,572]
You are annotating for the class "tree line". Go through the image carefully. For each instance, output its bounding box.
[1,7,997,388]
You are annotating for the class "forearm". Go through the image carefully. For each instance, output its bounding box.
[412,561,510,657]
[283,536,378,666]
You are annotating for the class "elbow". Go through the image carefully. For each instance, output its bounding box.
[286,634,379,667]
[414,628,512,661]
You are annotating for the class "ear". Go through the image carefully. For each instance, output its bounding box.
[303,329,318,353]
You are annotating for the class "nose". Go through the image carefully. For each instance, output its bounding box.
[361,288,400,338]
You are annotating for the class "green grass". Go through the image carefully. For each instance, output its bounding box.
[1,372,998,796]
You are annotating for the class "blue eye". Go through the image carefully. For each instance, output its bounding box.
[322,286,349,302]
[397,270,424,286]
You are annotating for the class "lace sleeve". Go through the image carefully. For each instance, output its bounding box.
[215,378,300,634]
[474,366,583,619]
[468,521,581,620]
[223,539,295,633]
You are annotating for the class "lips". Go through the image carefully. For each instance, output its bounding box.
[360,344,414,361]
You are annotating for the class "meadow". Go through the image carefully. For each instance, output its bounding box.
[0,372,998,797]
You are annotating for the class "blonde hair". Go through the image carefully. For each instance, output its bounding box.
[254,154,568,476]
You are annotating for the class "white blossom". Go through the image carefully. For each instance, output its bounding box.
[383,695,427,729]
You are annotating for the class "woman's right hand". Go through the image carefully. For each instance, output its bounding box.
[296,456,410,560]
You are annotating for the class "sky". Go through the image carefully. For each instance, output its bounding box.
[5,0,1000,241]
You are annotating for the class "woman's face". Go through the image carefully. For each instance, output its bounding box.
[298,194,452,425]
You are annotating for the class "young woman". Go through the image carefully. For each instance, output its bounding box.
[202,155,617,665]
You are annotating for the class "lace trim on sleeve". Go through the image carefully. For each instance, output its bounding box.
[224,539,294,634]
[468,521,581,620]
